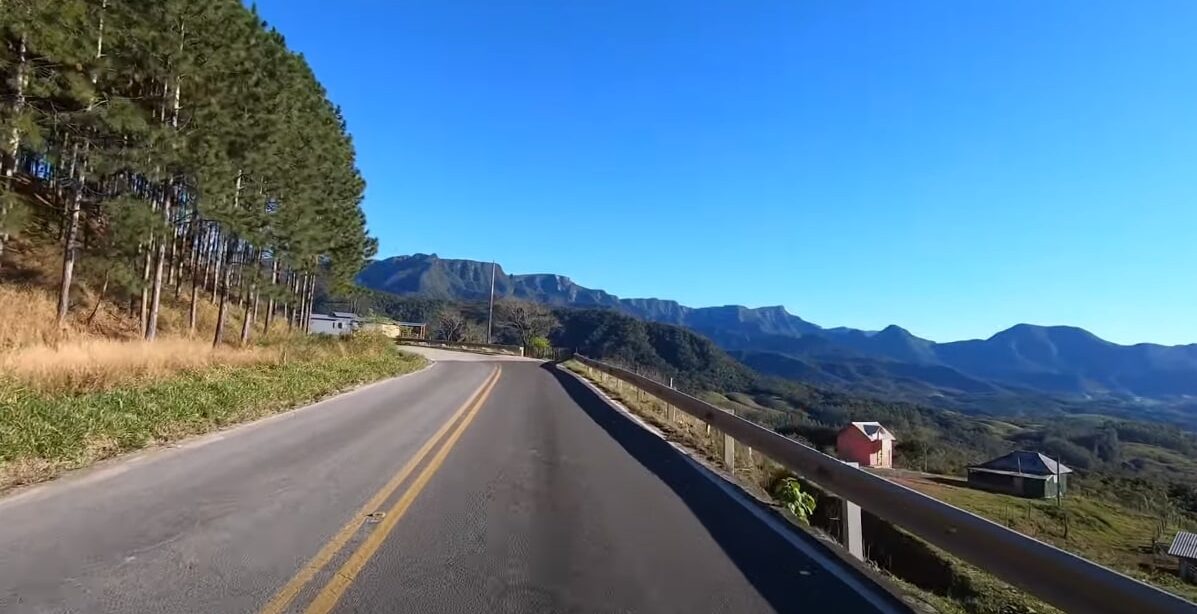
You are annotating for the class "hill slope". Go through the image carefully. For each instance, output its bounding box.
[358,254,1197,405]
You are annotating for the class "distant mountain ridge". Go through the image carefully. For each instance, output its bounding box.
[358,254,1197,401]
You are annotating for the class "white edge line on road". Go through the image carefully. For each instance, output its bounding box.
[558,366,907,614]
[0,360,441,510]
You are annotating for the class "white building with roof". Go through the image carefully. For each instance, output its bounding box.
[836,421,896,468]
[309,312,359,336]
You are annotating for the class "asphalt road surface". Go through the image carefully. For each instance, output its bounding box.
[0,348,903,613]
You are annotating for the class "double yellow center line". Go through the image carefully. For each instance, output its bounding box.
[260,366,502,614]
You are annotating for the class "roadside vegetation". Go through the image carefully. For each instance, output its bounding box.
[0,319,423,490]
[0,259,424,495]
[560,359,1053,614]
[0,2,427,491]
[331,292,1197,609]
[893,472,1197,604]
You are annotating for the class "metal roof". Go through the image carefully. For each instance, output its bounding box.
[967,467,1054,480]
[845,421,896,442]
[331,311,358,319]
[969,450,1072,476]
[1169,530,1197,560]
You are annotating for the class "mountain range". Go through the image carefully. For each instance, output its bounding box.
[358,254,1197,409]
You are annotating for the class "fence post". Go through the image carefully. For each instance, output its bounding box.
[667,377,677,422]
[841,497,864,561]
[723,410,735,471]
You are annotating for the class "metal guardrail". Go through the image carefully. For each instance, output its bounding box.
[571,355,1196,614]
[393,338,524,356]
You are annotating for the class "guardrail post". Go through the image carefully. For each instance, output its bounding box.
[723,418,735,471]
[667,377,677,422]
[567,355,1197,612]
[841,498,864,561]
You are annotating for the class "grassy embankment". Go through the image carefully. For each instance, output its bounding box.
[564,359,1197,611]
[0,281,424,491]
[892,472,1197,605]
[561,359,1056,614]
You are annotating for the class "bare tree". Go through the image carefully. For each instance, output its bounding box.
[433,307,470,343]
[464,321,487,344]
[496,300,558,348]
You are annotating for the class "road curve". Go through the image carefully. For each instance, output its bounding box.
[0,349,902,613]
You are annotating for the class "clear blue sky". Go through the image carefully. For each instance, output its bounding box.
[254,1,1197,345]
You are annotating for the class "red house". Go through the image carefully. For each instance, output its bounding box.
[836,422,896,468]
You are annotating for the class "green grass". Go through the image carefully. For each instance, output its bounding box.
[1123,443,1197,473]
[564,361,1197,612]
[978,419,1023,437]
[0,334,426,490]
[895,474,1197,604]
[561,361,1044,613]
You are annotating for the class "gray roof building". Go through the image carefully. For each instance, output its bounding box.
[1170,531,1197,560]
[966,451,1071,499]
[310,312,358,336]
[970,451,1072,476]
[1171,531,1197,584]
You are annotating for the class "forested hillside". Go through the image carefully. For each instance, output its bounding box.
[357,255,1197,421]
[344,290,1197,520]
[0,2,424,492]
[0,0,373,341]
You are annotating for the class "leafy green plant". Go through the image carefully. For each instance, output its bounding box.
[773,477,817,524]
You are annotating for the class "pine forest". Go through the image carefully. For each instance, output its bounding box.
[0,0,375,345]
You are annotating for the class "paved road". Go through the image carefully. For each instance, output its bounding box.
[0,349,902,613]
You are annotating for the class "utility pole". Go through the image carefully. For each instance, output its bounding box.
[486,261,496,343]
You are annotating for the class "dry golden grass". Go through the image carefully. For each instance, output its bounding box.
[0,283,289,394]
[2,337,281,393]
[0,285,74,349]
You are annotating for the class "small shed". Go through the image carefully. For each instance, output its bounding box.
[395,321,428,339]
[1169,530,1197,584]
[967,451,1071,499]
[309,312,358,336]
[836,422,896,468]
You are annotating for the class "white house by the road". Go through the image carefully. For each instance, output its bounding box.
[309,311,360,336]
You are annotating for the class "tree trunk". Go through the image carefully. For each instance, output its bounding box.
[263,258,279,334]
[0,32,28,265]
[139,240,152,336]
[212,238,234,348]
[145,183,171,340]
[185,221,200,335]
[86,270,110,326]
[299,274,312,333]
[170,228,182,298]
[304,273,316,333]
[209,232,223,304]
[4,34,26,176]
[240,284,256,345]
[239,248,259,344]
[293,273,304,332]
[188,274,200,337]
[58,142,79,240]
[57,1,106,326]
[56,163,87,326]
[252,290,261,332]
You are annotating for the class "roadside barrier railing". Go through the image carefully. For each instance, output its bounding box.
[570,354,1195,614]
[393,338,524,356]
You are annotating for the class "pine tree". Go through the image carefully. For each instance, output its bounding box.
[0,0,374,343]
